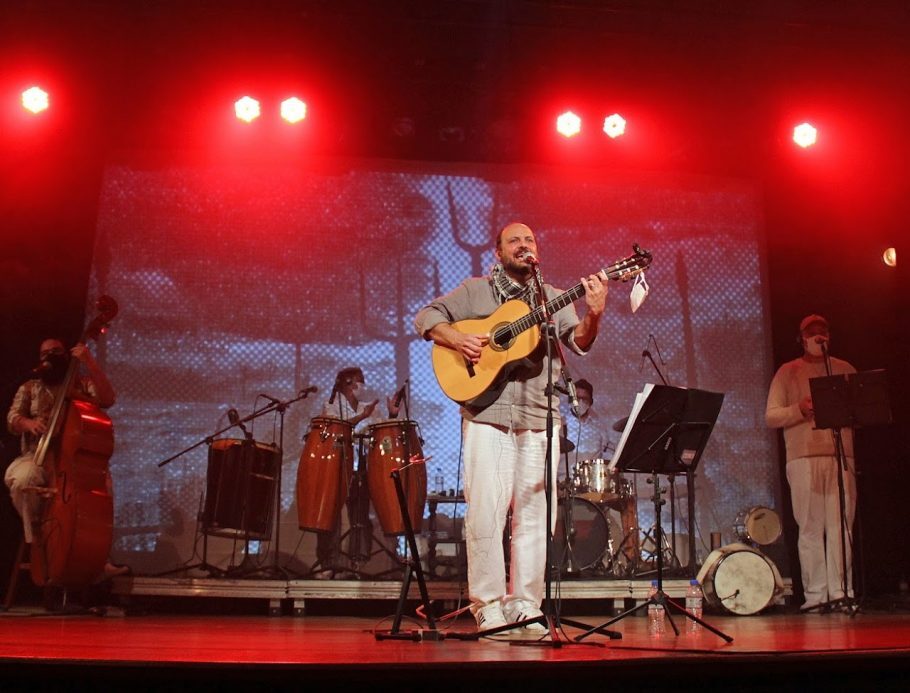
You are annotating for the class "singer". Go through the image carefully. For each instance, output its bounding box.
[415,222,608,632]
[765,314,857,613]
[312,366,402,579]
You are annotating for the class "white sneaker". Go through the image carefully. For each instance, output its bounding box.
[474,601,508,631]
[504,599,547,633]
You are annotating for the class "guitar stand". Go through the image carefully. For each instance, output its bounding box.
[374,467,442,641]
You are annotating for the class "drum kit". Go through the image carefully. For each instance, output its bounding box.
[556,452,641,577]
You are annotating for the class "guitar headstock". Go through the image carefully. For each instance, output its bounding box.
[605,243,653,282]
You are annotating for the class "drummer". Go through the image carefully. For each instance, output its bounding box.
[561,378,609,481]
[314,366,401,578]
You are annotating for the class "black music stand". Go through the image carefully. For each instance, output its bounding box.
[807,369,891,615]
[576,385,732,643]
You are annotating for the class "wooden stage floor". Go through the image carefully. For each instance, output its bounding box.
[1,604,909,690]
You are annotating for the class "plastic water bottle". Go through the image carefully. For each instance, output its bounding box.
[434,467,445,495]
[647,580,664,637]
[685,579,703,634]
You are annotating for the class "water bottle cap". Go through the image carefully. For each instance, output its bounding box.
[690,579,699,585]
[651,580,657,586]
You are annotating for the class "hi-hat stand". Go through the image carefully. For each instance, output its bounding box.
[576,384,732,643]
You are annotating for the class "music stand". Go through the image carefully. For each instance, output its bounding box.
[576,384,732,643]
[807,369,891,615]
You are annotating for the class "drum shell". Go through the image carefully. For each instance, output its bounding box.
[296,417,354,532]
[696,543,782,615]
[202,438,280,540]
[733,506,782,546]
[366,420,426,535]
[572,459,630,506]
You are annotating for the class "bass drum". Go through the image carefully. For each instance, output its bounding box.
[296,417,354,532]
[733,506,782,546]
[696,543,784,615]
[366,420,426,535]
[553,497,617,572]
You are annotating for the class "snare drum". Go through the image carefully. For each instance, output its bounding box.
[296,417,354,532]
[733,506,782,546]
[572,459,630,506]
[696,543,783,615]
[366,420,426,535]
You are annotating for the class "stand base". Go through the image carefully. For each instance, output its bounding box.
[801,596,861,617]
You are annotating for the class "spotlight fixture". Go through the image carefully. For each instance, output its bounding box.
[793,122,817,148]
[280,97,307,124]
[556,111,582,138]
[882,247,897,267]
[603,113,626,139]
[234,96,261,123]
[21,86,49,114]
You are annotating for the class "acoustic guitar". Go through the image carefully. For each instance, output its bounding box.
[431,244,652,404]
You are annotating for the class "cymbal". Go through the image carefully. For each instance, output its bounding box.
[612,416,629,433]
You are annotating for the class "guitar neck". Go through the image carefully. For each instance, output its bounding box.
[511,264,620,333]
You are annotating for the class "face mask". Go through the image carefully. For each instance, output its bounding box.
[39,352,69,386]
[350,382,364,398]
[630,272,649,313]
[576,401,590,417]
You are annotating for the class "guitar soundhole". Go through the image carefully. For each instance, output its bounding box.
[491,323,514,351]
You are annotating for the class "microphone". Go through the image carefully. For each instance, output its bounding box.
[259,393,281,405]
[227,408,252,440]
[522,252,539,265]
[392,379,409,408]
[299,385,318,397]
[639,350,650,372]
[565,378,580,416]
[31,362,52,376]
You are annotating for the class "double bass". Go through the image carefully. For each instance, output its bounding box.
[30,296,118,588]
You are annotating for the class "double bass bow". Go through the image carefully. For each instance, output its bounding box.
[30,295,118,588]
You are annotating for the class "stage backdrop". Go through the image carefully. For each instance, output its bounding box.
[87,158,781,575]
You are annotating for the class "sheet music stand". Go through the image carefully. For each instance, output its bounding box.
[807,369,891,615]
[576,385,732,643]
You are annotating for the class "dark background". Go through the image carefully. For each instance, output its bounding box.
[1,1,908,602]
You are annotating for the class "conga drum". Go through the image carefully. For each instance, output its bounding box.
[296,417,354,532]
[365,420,426,535]
[202,438,280,540]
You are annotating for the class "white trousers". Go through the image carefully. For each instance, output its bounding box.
[4,453,46,544]
[462,420,558,610]
[786,455,856,606]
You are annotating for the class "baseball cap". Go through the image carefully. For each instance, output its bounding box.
[799,314,829,332]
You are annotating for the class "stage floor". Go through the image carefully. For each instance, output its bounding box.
[2,604,909,690]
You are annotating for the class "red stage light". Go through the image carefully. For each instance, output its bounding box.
[234,96,261,123]
[793,122,817,148]
[280,97,307,124]
[603,113,626,139]
[556,111,582,138]
[21,86,49,114]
